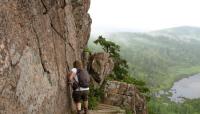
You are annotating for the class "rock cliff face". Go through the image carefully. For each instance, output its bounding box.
[0,0,91,114]
[88,53,114,86]
[0,1,148,114]
[103,81,148,114]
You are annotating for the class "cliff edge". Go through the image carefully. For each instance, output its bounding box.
[0,0,148,114]
[0,0,91,114]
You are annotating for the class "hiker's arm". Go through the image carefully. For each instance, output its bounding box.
[67,71,76,81]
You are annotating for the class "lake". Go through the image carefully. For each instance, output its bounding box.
[169,73,200,102]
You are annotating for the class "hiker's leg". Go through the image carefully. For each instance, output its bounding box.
[83,100,88,109]
[76,102,81,114]
[82,90,89,114]
[83,100,88,114]
[73,91,82,114]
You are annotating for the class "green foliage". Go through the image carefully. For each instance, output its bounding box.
[83,47,92,54]
[122,75,145,86]
[88,85,104,109]
[104,30,200,114]
[89,27,200,114]
[125,109,132,114]
[148,97,200,114]
[94,36,129,80]
[94,36,120,57]
[122,75,150,96]
[88,36,138,110]
[91,32,200,91]
[94,36,150,98]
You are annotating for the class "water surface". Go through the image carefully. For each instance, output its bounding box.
[170,74,200,102]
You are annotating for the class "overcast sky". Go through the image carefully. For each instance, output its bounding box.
[89,0,200,33]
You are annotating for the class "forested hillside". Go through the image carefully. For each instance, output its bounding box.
[89,26,200,90]
[89,26,200,114]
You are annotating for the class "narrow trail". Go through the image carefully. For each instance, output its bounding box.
[89,104,125,114]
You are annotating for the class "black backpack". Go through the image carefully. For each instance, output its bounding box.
[72,69,90,90]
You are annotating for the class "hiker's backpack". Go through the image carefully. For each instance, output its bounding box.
[72,69,90,90]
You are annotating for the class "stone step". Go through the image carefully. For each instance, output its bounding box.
[89,104,125,114]
[96,104,122,110]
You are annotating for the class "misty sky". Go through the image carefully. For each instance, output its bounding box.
[89,0,200,32]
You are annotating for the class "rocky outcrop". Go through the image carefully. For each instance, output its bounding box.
[0,0,91,114]
[103,81,148,114]
[88,53,114,87]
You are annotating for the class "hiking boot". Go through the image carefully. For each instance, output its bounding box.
[77,110,81,114]
[84,108,88,114]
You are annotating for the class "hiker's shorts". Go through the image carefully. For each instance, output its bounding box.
[72,90,89,103]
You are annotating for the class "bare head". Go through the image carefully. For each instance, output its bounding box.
[73,60,83,69]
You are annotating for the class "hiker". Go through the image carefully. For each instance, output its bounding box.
[68,60,90,114]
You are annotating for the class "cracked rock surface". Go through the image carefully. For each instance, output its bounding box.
[88,53,114,86]
[0,0,91,114]
[103,81,148,114]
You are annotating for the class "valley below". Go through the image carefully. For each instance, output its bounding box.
[89,26,200,114]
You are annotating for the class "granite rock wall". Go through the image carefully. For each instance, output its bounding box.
[104,81,148,114]
[0,0,91,114]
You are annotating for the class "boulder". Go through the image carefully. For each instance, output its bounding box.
[88,53,114,86]
[103,81,148,114]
